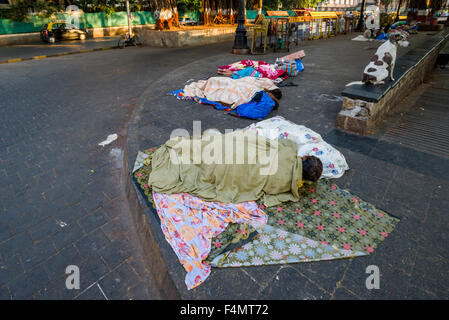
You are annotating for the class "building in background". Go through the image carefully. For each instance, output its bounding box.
[316,0,363,11]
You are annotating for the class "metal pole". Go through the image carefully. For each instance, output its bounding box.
[126,0,132,37]
[231,0,250,54]
[356,0,366,31]
[394,0,404,22]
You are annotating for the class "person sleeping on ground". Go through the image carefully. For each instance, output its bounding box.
[183,76,282,109]
[148,131,322,207]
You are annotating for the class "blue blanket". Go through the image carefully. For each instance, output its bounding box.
[168,89,276,120]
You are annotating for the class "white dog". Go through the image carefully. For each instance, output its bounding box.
[346,31,410,86]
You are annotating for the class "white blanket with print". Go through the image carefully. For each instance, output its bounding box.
[245,116,349,179]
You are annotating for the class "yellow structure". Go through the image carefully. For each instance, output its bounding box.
[309,11,339,38]
[251,14,269,55]
[290,11,339,40]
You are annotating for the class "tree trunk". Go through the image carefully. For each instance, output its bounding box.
[151,0,179,30]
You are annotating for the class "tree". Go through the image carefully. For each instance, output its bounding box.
[261,0,322,10]
[6,0,63,21]
[150,0,180,30]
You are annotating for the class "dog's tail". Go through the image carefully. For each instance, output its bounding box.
[345,81,364,87]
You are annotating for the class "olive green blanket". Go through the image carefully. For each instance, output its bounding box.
[148,131,302,207]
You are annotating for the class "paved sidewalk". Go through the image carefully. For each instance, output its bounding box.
[0,42,234,300]
[127,31,449,299]
[1,30,447,300]
[0,36,121,64]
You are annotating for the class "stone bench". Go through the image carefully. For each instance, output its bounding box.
[336,28,449,135]
[139,26,253,48]
[436,39,449,66]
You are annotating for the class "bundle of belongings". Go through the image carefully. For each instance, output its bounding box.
[353,22,416,42]
[168,51,305,120]
[390,21,419,34]
[133,116,400,290]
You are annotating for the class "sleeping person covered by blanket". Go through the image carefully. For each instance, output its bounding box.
[183,76,282,110]
[148,131,322,207]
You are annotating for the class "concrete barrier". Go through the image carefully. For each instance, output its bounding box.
[336,28,449,135]
[139,26,252,48]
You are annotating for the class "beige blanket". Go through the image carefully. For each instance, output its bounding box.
[183,77,278,109]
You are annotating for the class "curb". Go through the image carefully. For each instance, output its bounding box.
[0,45,118,65]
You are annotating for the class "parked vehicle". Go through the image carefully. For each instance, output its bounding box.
[118,31,142,48]
[40,21,88,43]
[179,17,198,26]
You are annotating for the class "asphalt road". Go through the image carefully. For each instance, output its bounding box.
[0,37,124,63]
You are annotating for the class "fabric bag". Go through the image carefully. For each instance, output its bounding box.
[295,58,304,72]
[276,59,299,77]
[229,91,276,120]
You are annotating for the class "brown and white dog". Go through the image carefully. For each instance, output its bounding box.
[346,31,410,86]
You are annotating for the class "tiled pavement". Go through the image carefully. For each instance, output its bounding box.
[0,70,156,299]
[0,42,234,299]
[1,31,448,300]
[127,32,449,299]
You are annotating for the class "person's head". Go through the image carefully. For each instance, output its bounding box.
[268,88,282,100]
[301,155,323,182]
[265,89,282,109]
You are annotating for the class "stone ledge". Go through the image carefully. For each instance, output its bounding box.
[337,27,449,135]
[139,26,253,48]
[122,112,180,300]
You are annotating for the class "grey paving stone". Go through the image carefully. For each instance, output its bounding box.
[346,170,389,204]
[0,286,10,300]
[78,253,110,285]
[0,255,24,286]
[101,197,127,220]
[9,265,50,300]
[408,246,449,299]
[239,264,281,289]
[78,208,108,234]
[29,217,65,241]
[9,211,44,235]
[338,255,413,299]
[0,231,33,260]
[126,281,162,300]
[75,229,110,259]
[331,287,361,300]
[51,223,85,251]
[75,283,107,300]
[258,266,331,300]
[291,259,352,295]
[44,244,83,281]
[101,217,129,242]
[99,238,132,270]
[56,203,86,226]
[0,222,12,242]
[33,275,80,300]
[98,262,141,300]
[21,238,57,271]
[383,180,432,217]
[406,285,440,300]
